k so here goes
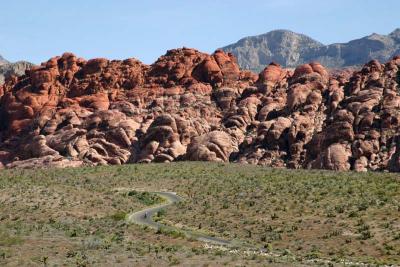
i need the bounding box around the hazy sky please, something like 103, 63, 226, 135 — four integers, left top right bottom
1, 0, 399, 64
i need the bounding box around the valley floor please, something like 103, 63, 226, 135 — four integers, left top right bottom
0, 163, 399, 266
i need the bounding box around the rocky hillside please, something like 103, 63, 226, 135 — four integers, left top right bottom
1, 48, 400, 172
0, 55, 8, 65
222, 29, 400, 71
0, 55, 34, 84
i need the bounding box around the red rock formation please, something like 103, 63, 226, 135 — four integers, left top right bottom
186, 131, 235, 162
307, 58, 400, 171
1, 48, 400, 172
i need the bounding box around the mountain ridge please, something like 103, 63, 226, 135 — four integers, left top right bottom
222, 29, 400, 71
0, 54, 34, 84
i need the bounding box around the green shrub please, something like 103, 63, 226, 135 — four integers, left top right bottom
156, 227, 185, 239
127, 190, 163, 206
0, 230, 22, 246
110, 211, 127, 221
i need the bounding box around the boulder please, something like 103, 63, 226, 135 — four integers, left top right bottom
311, 143, 351, 171
186, 131, 235, 162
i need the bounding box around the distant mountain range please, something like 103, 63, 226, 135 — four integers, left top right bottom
222, 29, 400, 72
0, 55, 33, 85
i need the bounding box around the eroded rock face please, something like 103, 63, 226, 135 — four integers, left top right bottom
310, 143, 351, 171
1, 48, 400, 172
135, 114, 186, 163
5, 155, 83, 169
306, 59, 400, 171
186, 131, 236, 162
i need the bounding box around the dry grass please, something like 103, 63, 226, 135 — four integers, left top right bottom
0, 163, 399, 266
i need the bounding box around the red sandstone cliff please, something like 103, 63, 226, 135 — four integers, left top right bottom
1, 48, 399, 172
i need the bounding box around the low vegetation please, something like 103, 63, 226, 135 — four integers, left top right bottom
0, 163, 399, 266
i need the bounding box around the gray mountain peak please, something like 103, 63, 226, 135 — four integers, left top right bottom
0, 55, 33, 84
222, 29, 400, 71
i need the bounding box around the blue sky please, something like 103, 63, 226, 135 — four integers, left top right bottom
0, 0, 399, 64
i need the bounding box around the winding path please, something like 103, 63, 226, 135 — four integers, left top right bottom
126, 190, 393, 267
127, 191, 231, 246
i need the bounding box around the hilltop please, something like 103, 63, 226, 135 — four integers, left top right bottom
222, 29, 400, 71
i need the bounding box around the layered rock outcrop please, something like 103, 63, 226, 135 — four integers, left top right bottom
1, 47, 400, 172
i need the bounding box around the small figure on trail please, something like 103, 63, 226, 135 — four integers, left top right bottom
144, 212, 148, 219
